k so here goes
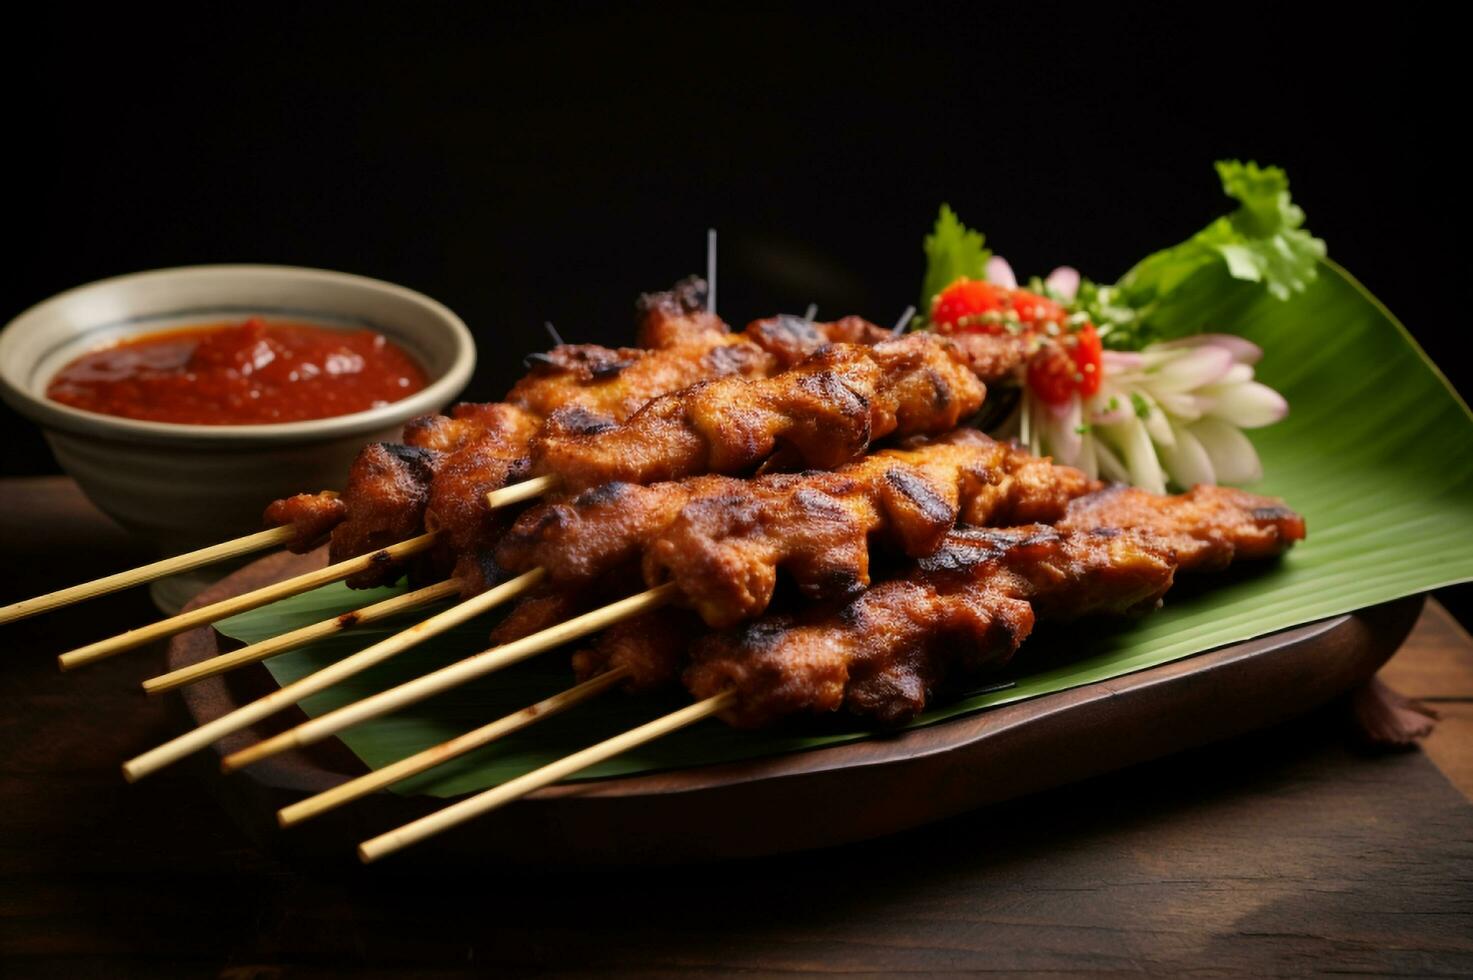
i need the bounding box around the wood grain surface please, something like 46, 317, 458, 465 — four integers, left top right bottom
3, 476, 1472, 976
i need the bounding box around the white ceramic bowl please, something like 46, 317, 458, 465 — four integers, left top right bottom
0, 265, 475, 610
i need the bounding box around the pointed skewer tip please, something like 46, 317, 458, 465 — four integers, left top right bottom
891, 305, 916, 335
706, 228, 718, 317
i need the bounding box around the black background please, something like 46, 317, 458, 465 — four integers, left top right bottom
6, 5, 1465, 615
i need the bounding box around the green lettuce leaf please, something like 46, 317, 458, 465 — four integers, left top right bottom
1122, 160, 1326, 303
918, 204, 991, 318
1092, 161, 1327, 348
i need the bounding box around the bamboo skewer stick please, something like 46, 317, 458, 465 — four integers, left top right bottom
358, 690, 735, 863
0, 525, 299, 627
485, 474, 559, 510
141, 579, 461, 695
277, 667, 630, 828
221, 583, 677, 772
57, 533, 440, 671
119, 568, 545, 782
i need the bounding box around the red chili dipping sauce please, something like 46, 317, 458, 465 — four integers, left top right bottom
46, 318, 428, 425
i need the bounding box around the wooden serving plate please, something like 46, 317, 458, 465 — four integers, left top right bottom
168, 549, 1424, 868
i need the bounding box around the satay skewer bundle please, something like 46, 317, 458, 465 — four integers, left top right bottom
0, 272, 1305, 868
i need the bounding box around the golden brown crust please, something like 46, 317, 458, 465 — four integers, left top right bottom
684, 527, 1176, 728
508, 337, 777, 423
530, 335, 987, 493
423, 440, 532, 589
262, 491, 347, 554
500, 431, 1096, 627
947, 331, 1033, 383
1058, 484, 1306, 570
290, 279, 968, 590
487, 591, 584, 647
571, 610, 702, 693
403, 403, 541, 455
684, 485, 1305, 729
498, 479, 705, 589
328, 444, 442, 587
742, 314, 890, 366
633, 276, 726, 349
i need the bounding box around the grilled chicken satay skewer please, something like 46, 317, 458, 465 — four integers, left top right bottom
130, 315, 961, 688
481, 300, 1024, 510
51, 289, 890, 667
356, 488, 1305, 861
220, 434, 1093, 769
326, 292, 897, 593
282, 482, 1302, 828
123, 338, 992, 770
496, 429, 1087, 628
488, 330, 988, 504
143, 324, 986, 682
124, 301, 1006, 769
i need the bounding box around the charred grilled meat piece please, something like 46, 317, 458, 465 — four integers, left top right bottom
285, 276, 910, 589
328, 444, 442, 588
531, 334, 987, 493
487, 591, 586, 647
263, 491, 347, 553
743, 314, 891, 366
1058, 484, 1306, 568
686, 525, 1173, 727
499, 430, 1096, 626
397, 290, 897, 585
684, 487, 1304, 728
947, 331, 1033, 383
572, 610, 704, 693
634, 276, 726, 349
498, 477, 701, 591
511, 278, 771, 422
642, 431, 1097, 626
402, 403, 542, 455
423, 442, 533, 594
508, 337, 776, 423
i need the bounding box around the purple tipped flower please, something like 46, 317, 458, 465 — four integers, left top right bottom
993, 253, 1289, 492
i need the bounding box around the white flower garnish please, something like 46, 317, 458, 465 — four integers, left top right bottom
991, 256, 1288, 493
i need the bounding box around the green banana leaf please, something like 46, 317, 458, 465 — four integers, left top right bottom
217, 258, 1473, 798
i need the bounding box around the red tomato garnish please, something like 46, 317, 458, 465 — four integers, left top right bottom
1026, 345, 1077, 405
930, 278, 1010, 333
1027, 323, 1104, 405
932, 277, 1102, 405
932, 277, 1076, 338
1071, 322, 1104, 398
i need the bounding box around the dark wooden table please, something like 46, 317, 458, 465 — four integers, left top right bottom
3, 477, 1472, 977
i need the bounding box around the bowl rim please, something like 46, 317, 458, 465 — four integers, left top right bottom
0, 263, 476, 448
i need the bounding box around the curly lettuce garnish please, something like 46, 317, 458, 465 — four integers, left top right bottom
1084, 160, 1327, 349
